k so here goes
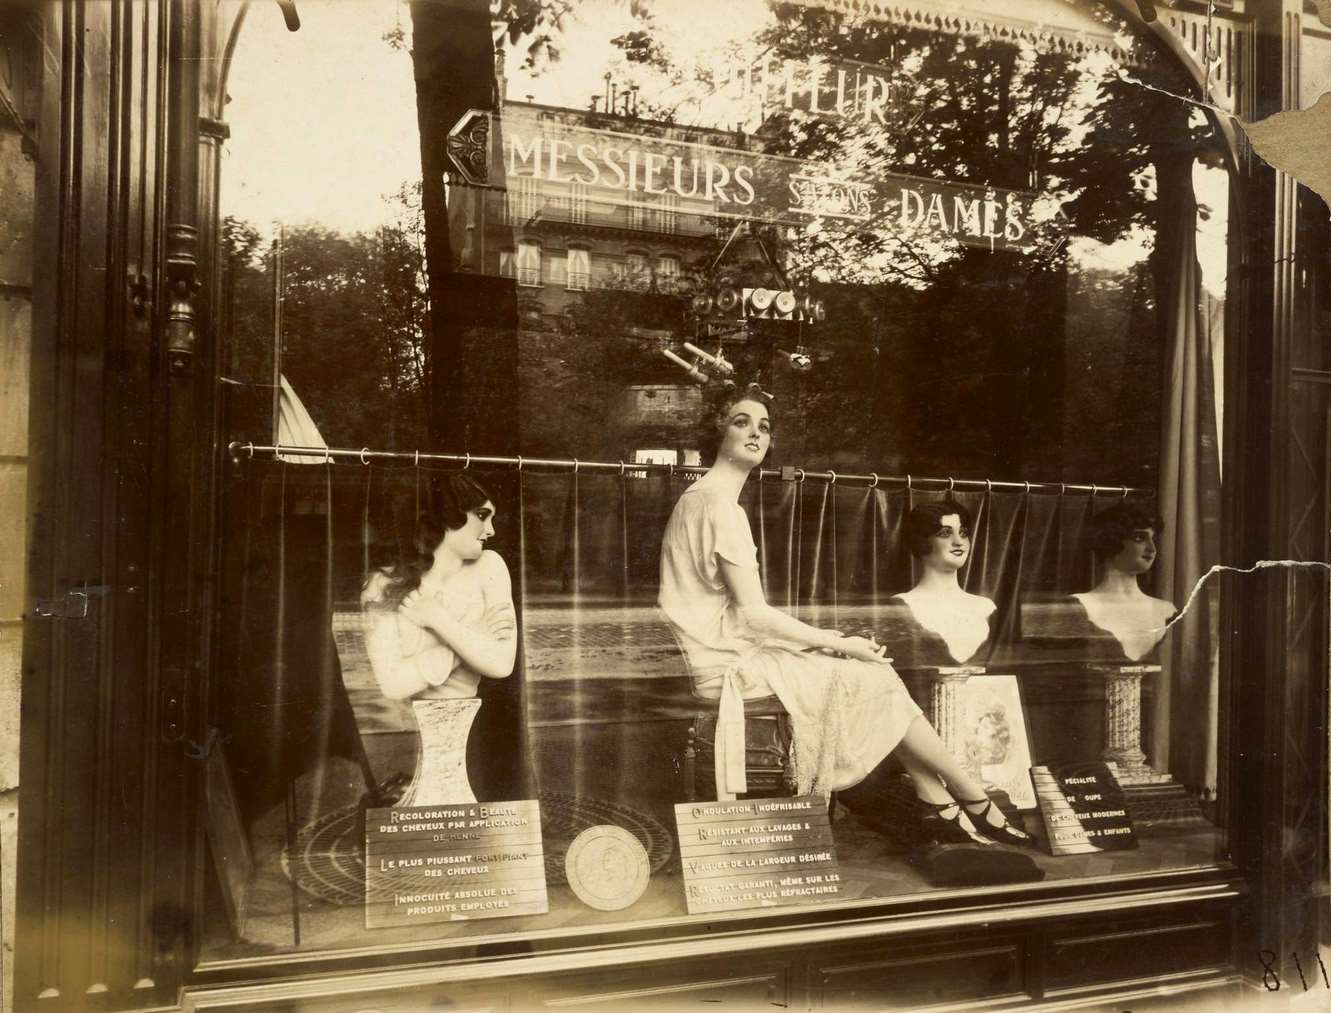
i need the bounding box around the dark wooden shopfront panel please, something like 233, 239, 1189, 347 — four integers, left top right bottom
1042, 909, 1234, 996
534, 958, 792, 1008
15, 0, 210, 1008
812, 936, 1027, 1009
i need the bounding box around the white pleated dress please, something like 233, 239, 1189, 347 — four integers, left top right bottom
659, 481, 922, 798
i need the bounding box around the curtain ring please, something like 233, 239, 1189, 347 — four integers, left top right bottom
359, 447, 370, 466
325, 447, 332, 465
906, 474, 912, 490
1120, 485, 1129, 498
795, 468, 805, 483
985, 478, 992, 492
1059, 482, 1066, 496
947, 476, 955, 493
1091, 483, 1099, 497
619, 460, 626, 476
244, 441, 255, 459
1023, 480, 1031, 494
413, 450, 420, 467
827, 469, 837, 485
573, 457, 580, 474
869, 472, 879, 489
516, 455, 524, 472
463, 453, 471, 470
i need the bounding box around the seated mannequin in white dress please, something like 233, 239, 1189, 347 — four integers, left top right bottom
361, 474, 517, 804
891, 501, 996, 666
659, 384, 1030, 848
1072, 504, 1175, 663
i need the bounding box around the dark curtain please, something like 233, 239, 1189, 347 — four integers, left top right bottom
220, 458, 1159, 828
218, 460, 535, 830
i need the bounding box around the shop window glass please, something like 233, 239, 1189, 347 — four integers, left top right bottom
517, 241, 542, 286
657, 193, 680, 234
623, 250, 649, 289
569, 179, 589, 224
509, 175, 541, 224
656, 254, 680, 293
211, 0, 1233, 963
567, 247, 591, 291
635, 448, 679, 465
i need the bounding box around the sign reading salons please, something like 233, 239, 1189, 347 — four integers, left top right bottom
445, 105, 1042, 254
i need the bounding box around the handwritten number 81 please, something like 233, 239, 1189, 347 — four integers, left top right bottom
1258, 950, 1330, 991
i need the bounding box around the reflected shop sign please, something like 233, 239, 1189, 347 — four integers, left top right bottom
445, 106, 1041, 253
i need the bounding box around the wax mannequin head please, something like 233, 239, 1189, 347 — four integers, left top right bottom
1075, 503, 1174, 661
895, 501, 995, 665
374, 474, 495, 605
1088, 504, 1165, 577
903, 500, 974, 573
696, 382, 773, 468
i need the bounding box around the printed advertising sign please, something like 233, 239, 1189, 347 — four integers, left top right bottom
365, 800, 549, 928
447, 106, 1044, 253
675, 796, 843, 915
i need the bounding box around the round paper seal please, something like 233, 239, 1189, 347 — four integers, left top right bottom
564, 824, 650, 911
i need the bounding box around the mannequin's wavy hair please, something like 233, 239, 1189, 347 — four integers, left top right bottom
692, 380, 774, 467
901, 499, 973, 558
367, 472, 494, 607
1086, 503, 1166, 561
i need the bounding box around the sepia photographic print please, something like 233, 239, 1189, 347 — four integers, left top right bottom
4, 1, 1331, 1010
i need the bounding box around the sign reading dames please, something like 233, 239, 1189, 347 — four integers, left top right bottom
446, 105, 1044, 254
365, 800, 548, 928
675, 796, 842, 915
1031, 761, 1138, 856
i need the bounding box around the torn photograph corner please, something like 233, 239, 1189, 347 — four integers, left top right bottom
1238, 90, 1331, 207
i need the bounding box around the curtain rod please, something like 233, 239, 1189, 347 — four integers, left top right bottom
227, 442, 1143, 497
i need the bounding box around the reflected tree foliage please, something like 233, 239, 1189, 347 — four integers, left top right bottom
383, 1, 1226, 484
220, 185, 432, 450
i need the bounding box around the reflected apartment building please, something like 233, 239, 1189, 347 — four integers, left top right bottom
452, 63, 816, 466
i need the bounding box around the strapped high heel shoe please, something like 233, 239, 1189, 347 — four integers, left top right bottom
917, 799, 993, 847
959, 797, 1033, 847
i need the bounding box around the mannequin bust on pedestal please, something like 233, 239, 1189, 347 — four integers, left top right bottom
1072, 504, 1175, 662
891, 500, 996, 666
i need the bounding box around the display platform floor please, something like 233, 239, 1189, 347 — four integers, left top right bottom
200, 709, 1228, 962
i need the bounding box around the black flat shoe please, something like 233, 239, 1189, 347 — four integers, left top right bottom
918, 800, 992, 847
959, 797, 1034, 847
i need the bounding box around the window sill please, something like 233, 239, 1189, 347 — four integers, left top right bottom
188, 861, 1243, 993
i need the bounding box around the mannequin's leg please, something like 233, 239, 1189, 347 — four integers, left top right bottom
894, 715, 986, 801
894, 716, 1027, 838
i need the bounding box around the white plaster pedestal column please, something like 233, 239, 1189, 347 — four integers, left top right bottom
395, 698, 482, 807
926, 665, 985, 782
1091, 663, 1171, 787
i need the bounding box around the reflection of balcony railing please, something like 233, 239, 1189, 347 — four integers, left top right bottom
518, 267, 542, 287
655, 274, 678, 294
567, 271, 590, 291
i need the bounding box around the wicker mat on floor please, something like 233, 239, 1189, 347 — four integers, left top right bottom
281, 791, 675, 907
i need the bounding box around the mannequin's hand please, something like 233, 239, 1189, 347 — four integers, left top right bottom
399, 590, 453, 637
837, 635, 892, 665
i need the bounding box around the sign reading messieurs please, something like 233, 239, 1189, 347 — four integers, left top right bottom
674, 796, 842, 915
364, 800, 548, 928
462, 105, 1042, 253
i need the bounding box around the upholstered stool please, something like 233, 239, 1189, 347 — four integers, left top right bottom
683, 695, 793, 802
